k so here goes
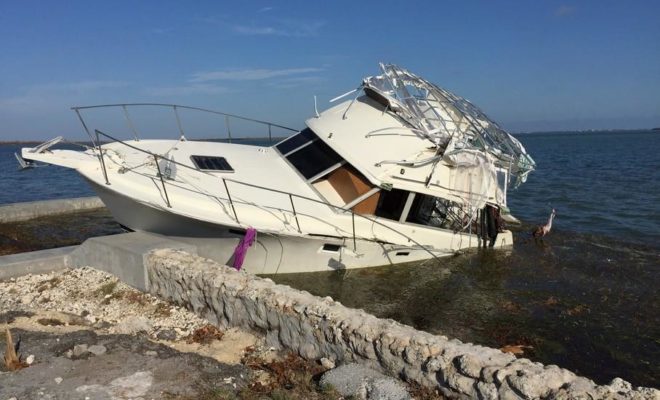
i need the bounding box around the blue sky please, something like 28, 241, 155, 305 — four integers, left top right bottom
1, 1, 659, 140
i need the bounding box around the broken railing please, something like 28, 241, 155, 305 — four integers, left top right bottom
92, 129, 443, 262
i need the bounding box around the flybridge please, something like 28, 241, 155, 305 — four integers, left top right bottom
361, 63, 536, 186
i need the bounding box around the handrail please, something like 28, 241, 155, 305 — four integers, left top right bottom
72, 103, 298, 133
94, 130, 110, 185
92, 129, 443, 262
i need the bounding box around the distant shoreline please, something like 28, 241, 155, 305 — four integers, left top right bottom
0, 137, 289, 145
512, 128, 658, 135
0, 130, 657, 143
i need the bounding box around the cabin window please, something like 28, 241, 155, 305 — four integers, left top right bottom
275, 128, 317, 155
406, 194, 440, 225
190, 156, 234, 172
374, 189, 409, 220
285, 136, 343, 180
406, 194, 467, 231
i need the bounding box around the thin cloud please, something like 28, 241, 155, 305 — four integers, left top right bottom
232, 20, 324, 37
233, 25, 285, 36
0, 81, 128, 111
257, 7, 274, 13
34, 81, 127, 94
144, 84, 228, 97
201, 14, 324, 38
189, 67, 323, 82
555, 5, 575, 17
268, 76, 325, 89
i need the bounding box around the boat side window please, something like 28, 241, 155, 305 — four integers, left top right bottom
190, 156, 234, 172
275, 128, 318, 155
285, 137, 343, 180
374, 189, 409, 220
406, 194, 439, 225
406, 193, 464, 230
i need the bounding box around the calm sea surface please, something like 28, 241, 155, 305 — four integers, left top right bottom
1, 131, 659, 387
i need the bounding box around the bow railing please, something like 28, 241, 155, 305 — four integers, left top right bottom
72, 103, 299, 147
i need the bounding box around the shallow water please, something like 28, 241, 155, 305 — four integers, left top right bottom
1, 131, 659, 387
0, 209, 122, 256
270, 226, 659, 387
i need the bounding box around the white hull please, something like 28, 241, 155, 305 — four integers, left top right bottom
88, 178, 510, 274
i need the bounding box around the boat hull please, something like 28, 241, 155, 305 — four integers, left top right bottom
86, 179, 471, 273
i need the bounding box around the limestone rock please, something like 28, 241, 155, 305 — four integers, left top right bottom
608, 377, 632, 393
367, 377, 412, 400
320, 357, 335, 370
446, 373, 477, 398
88, 344, 107, 356
320, 363, 409, 399
477, 381, 499, 400
455, 354, 482, 378
73, 344, 89, 357
20, 294, 34, 304
156, 328, 177, 341
115, 316, 152, 335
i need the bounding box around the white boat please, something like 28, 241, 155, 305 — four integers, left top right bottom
20, 64, 535, 274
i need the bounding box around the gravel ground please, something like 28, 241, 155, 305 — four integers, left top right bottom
0, 268, 434, 399
0, 267, 267, 399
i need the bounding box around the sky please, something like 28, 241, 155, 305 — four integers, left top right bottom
1, 0, 659, 140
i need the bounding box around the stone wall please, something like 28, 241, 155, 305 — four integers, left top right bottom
146, 249, 658, 400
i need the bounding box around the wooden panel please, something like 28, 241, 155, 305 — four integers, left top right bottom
327, 166, 373, 204
352, 192, 380, 215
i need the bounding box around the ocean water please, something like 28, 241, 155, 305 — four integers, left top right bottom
509, 130, 660, 245
0, 143, 96, 204
1, 131, 659, 387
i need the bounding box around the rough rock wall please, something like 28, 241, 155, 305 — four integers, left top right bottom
146, 249, 658, 400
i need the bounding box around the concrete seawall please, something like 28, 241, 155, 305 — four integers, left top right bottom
0, 246, 76, 280
0, 196, 104, 223
146, 249, 658, 399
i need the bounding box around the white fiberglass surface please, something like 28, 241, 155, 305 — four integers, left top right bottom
97, 140, 335, 222
306, 97, 435, 184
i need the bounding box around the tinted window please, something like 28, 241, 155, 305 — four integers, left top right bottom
191, 156, 233, 171
375, 189, 408, 220
276, 128, 317, 155
286, 139, 342, 179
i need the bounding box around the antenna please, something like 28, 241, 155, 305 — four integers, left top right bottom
330, 87, 359, 103
314, 96, 320, 118
342, 89, 362, 120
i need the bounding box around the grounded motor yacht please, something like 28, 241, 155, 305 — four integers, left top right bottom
19, 64, 535, 274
